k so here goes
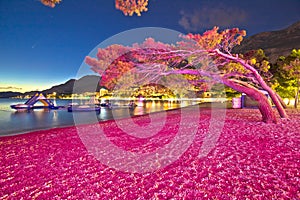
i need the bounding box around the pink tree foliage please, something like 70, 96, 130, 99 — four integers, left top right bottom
85, 28, 288, 123
41, 0, 150, 16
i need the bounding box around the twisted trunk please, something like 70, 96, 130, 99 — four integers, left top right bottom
163, 69, 278, 123
295, 86, 299, 108
275, 92, 287, 109
223, 78, 277, 123
214, 49, 288, 119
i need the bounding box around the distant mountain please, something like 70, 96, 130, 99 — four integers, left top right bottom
233, 20, 300, 63
71, 75, 101, 94
0, 75, 101, 98
42, 79, 76, 95
0, 91, 22, 98
42, 75, 101, 95
41, 75, 101, 95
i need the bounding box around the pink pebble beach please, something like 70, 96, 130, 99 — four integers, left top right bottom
0, 107, 299, 199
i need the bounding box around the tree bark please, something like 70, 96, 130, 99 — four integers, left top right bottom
222, 79, 277, 123
213, 49, 288, 119
264, 86, 288, 118
164, 69, 278, 123
295, 86, 299, 108
275, 92, 287, 109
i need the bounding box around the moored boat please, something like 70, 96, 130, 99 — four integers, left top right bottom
101, 101, 137, 109
67, 104, 101, 113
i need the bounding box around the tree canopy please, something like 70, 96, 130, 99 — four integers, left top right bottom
85, 27, 290, 123
40, 0, 150, 16
271, 49, 300, 107
40, 0, 61, 8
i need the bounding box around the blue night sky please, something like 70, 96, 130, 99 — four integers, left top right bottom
0, 0, 299, 92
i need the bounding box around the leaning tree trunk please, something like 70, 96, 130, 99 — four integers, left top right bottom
214, 49, 288, 119
295, 86, 299, 108
275, 92, 287, 109
258, 78, 288, 118
223, 79, 277, 123
163, 69, 277, 123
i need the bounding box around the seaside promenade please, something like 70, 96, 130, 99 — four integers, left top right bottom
0, 106, 299, 199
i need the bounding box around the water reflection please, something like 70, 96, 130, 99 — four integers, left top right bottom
6, 109, 74, 135
1, 99, 201, 136
103, 99, 189, 117
98, 99, 199, 122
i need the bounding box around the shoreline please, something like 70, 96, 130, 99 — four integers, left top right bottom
0, 99, 211, 137
0, 101, 217, 137
0, 106, 299, 198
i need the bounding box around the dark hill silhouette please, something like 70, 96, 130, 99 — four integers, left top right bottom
0, 75, 101, 98
233, 20, 300, 63
43, 75, 101, 95
42, 79, 76, 95
0, 92, 22, 98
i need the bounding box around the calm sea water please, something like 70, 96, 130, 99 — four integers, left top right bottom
0, 98, 200, 136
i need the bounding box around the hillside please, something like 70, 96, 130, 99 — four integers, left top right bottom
43, 75, 101, 95
233, 20, 300, 63
0, 75, 101, 98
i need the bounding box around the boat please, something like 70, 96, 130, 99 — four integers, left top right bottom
100, 102, 110, 107
107, 103, 137, 109
100, 100, 137, 109
67, 104, 101, 113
